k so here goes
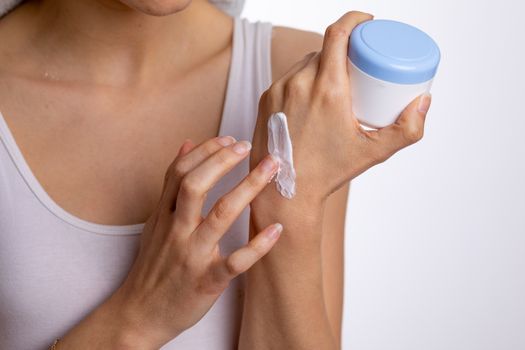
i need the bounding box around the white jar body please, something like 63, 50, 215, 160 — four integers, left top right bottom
349, 60, 434, 129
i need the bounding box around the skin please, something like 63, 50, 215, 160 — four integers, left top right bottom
241, 11, 431, 349
270, 28, 348, 344
0, 1, 430, 349
58, 137, 285, 349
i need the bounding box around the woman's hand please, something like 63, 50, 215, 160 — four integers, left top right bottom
118, 136, 281, 347
60, 136, 282, 350
250, 11, 432, 206
239, 12, 432, 350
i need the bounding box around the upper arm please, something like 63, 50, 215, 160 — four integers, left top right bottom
271, 26, 349, 346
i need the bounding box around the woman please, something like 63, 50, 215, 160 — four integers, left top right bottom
0, 0, 431, 349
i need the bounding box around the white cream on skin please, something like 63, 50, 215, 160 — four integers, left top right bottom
267, 112, 296, 199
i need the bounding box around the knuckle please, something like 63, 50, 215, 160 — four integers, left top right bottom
324, 24, 349, 39
245, 172, 262, 189
284, 75, 309, 99
202, 140, 219, 157
211, 197, 232, 222
180, 176, 203, 197
225, 257, 241, 276
316, 83, 345, 105
172, 161, 188, 179
402, 124, 424, 144
215, 149, 231, 165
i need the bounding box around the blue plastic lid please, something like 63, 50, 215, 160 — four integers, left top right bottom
349, 19, 441, 84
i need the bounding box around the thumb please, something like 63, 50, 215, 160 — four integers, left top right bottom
369, 93, 432, 162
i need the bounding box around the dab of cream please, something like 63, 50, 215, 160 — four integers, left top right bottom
267, 112, 296, 199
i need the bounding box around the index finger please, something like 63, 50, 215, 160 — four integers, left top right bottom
319, 11, 373, 79
160, 136, 236, 212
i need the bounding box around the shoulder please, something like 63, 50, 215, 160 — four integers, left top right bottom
270, 26, 323, 82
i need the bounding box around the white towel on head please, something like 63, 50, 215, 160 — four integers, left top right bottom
0, 0, 21, 17
209, 0, 245, 16
0, 0, 245, 18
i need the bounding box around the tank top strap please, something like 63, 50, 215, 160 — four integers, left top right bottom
218, 17, 273, 143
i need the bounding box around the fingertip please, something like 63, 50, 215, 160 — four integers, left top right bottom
265, 223, 283, 241
398, 93, 431, 123
216, 135, 236, 147
363, 11, 374, 20
350, 10, 374, 21
259, 154, 280, 177
417, 93, 432, 115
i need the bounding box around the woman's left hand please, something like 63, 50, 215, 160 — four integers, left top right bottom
250, 11, 432, 206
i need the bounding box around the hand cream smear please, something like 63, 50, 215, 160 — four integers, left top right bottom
267, 112, 296, 199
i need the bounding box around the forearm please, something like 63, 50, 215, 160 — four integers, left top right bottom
239, 188, 338, 350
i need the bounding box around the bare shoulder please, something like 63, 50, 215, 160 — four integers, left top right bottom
271, 26, 323, 82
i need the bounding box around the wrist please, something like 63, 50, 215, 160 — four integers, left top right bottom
94, 292, 156, 350
102, 286, 178, 350
58, 291, 158, 350
250, 182, 326, 241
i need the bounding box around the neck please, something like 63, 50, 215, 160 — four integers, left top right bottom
8, 0, 233, 86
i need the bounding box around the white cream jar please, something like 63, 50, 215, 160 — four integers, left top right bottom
348, 19, 441, 128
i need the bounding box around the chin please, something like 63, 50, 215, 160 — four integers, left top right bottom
119, 0, 193, 16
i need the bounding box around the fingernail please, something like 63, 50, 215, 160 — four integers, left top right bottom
260, 155, 278, 173
418, 93, 432, 114
217, 136, 236, 147
267, 170, 278, 184
232, 140, 252, 154
266, 223, 283, 240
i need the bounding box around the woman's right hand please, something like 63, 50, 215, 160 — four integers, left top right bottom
250, 11, 431, 208
108, 136, 282, 349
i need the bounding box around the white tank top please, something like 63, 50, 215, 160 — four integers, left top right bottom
0, 17, 273, 350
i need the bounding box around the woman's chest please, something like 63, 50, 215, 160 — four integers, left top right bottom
0, 202, 244, 349
0, 71, 229, 226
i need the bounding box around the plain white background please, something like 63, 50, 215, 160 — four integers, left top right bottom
242, 1, 525, 349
